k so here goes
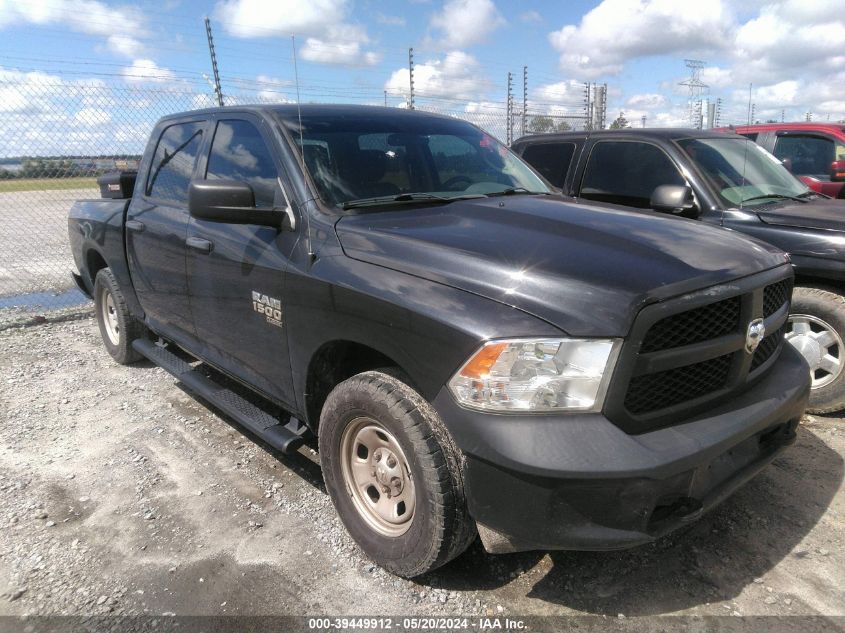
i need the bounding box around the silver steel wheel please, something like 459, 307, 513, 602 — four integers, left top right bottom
786, 313, 844, 389
339, 417, 416, 537
99, 286, 120, 346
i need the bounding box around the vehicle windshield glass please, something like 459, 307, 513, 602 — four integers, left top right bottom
279, 111, 549, 208
677, 137, 810, 207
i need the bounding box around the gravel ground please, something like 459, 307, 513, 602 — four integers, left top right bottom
0, 317, 843, 619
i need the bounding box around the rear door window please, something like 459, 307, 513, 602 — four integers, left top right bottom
773, 135, 835, 179
520, 142, 576, 188
146, 121, 204, 205
206, 119, 278, 208
580, 140, 684, 208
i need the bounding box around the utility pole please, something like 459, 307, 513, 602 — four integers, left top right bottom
384, 90, 387, 107
750, 103, 756, 125
522, 66, 528, 138
408, 48, 415, 110
715, 97, 722, 127
747, 83, 753, 125
641, 115, 647, 128
506, 72, 513, 144
204, 17, 224, 107
584, 82, 592, 130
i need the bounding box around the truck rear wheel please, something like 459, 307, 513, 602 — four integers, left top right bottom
787, 286, 845, 414
94, 268, 145, 365
318, 370, 476, 578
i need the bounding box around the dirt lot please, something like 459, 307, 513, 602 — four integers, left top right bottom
0, 316, 843, 621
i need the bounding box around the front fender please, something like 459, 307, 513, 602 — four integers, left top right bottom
284, 255, 564, 419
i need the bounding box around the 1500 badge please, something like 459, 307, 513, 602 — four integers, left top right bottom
252, 291, 283, 327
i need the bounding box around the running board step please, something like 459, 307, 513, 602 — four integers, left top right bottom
132, 339, 307, 454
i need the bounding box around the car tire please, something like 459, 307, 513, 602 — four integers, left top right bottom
318, 370, 476, 578
787, 286, 845, 414
93, 268, 145, 365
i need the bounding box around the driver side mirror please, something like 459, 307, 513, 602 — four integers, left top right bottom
650, 184, 698, 218
189, 180, 292, 230
831, 159, 845, 183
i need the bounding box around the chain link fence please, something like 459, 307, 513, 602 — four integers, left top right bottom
0, 76, 588, 325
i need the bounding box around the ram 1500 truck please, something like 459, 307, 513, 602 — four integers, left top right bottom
69, 106, 809, 578
514, 128, 845, 414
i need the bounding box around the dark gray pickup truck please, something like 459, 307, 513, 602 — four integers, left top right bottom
69, 105, 809, 577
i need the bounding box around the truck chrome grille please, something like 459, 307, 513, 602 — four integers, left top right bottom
606, 270, 793, 433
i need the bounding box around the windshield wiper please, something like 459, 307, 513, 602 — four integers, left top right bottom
341, 192, 485, 210
740, 193, 808, 204
484, 187, 550, 197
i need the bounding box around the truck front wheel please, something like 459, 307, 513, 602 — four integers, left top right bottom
787, 286, 845, 414
93, 268, 145, 365
319, 370, 476, 578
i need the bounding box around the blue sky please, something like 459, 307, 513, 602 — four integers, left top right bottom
0, 0, 843, 155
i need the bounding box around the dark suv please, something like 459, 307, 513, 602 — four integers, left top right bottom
513, 129, 845, 413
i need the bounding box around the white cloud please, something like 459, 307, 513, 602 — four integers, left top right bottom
384, 51, 490, 101
548, 0, 733, 78
428, 0, 505, 49
626, 93, 667, 110
377, 13, 406, 26
121, 60, 178, 84
299, 25, 381, 66
226, 75, 293, 103
520, 10, 542, 23
733, 0, 845, 81
215, 0, 346, 36
540, 0, 845, 125
534, 80, 585, 105
0, 0, 148, 58
214, 0, 378, 67
74, 108, 112, 126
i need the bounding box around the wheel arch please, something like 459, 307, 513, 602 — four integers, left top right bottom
85, 247, 109, 288
304, 339, 407, 431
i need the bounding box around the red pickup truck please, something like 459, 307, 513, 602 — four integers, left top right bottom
727, 123, 845, 198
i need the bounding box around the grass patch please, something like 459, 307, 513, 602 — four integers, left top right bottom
0, 177, 98, 193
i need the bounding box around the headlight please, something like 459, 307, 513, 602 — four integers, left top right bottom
448, 338, 621, 413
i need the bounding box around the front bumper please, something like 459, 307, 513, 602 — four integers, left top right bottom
432, 343, 810, 553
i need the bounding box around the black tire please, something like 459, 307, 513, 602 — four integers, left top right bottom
789, 286, 845, 414
93, 268, 145, 365
318, 370, 476, 578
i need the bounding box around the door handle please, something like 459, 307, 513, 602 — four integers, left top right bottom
186, 236, 214, 254
126, 220, 145, 233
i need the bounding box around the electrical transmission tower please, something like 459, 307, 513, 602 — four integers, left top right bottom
679, 59, 708, 129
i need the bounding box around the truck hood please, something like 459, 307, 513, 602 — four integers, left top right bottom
756, 198, 845, 232
336, 196, 788, 336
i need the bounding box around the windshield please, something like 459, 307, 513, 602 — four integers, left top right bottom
281, 111, 549, 208
677, 137, 811, 207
